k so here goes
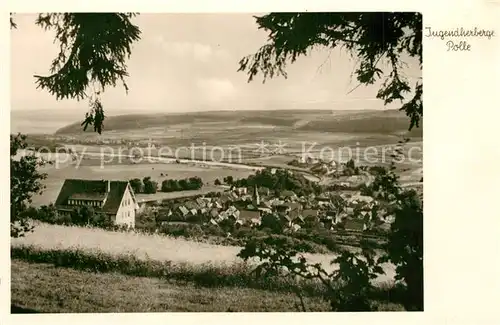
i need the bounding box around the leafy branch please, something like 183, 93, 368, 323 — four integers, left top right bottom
32, 13, 141, 133
238, 13, 422, 130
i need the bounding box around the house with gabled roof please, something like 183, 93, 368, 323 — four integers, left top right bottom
54, 179, 138, 228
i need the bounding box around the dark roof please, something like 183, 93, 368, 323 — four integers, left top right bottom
302, 209, 319, 218
55, 179, 129, 215
345, 219, 365, 231
280, 190, 297, 198
284, 202, 302, 211
276, 204, 290, 211
239, 209, 261, 220
69, 193, 107, 200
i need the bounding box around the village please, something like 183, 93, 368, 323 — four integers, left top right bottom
44, 163, 398, 253
145, 179, 390, 234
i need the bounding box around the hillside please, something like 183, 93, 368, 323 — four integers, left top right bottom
55, 109, 422, 137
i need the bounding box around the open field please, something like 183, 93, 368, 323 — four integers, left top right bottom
11, 259, 403, 312
15, 109, 422, 204
53, 109, 422, 138
30, 162, 255, 207
11, 260, 328, 313
26, 139, 421, 207
15, 109, 422, 158
11, 223, 397, 283
11, 260, 329, 312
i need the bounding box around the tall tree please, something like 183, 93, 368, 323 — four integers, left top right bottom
10, 134, 48, 237
238, 12, 422, 130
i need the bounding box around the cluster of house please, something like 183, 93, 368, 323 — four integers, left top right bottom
52, 135, 157, 147
54, 178, 395, 233
144, 184, 394, 233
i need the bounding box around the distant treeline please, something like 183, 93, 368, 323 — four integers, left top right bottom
232, 168, 322, 197
129, 176, 203, 194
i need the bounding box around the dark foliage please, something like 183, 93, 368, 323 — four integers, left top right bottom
12, 13, 141, 134
161, 177, 203, 192
10, 134, 49, 237
233, 168, 321, 197
142, 176, 158, 194
129, 178, 143, 194
238, 12, 422, 130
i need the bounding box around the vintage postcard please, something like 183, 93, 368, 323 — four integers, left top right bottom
3, 1, 499, 324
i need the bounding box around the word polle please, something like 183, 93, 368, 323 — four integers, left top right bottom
446, 40, 471, 51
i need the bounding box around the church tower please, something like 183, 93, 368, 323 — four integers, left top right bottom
252, 184, 260, 207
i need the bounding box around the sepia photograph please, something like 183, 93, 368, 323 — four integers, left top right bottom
10, 12, 423, 313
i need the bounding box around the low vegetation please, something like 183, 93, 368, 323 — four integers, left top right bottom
11, 259, 334, 312
129, 176, 203, 194
11, 245, 405, 312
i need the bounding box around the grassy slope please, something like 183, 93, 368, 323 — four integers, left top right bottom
54, 109, 422, 138
10, 223, 396, 283
11, 259, 331, 312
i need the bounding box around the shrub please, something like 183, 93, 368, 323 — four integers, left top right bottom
90, 213, 114, 228
143, 177, 158, 194
10, 245, 328, 296
54, 213, 72, 225
129, 178, 143, 193
159, 223, 204, 239
205, 224, 225, 237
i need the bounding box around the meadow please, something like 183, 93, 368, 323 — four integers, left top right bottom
11, 226, 403, 312
11, 223, 397, 283
20, 109, 422, 165
11, 259, 335, 312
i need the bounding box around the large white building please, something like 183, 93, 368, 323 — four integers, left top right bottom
54, 179, 139, 228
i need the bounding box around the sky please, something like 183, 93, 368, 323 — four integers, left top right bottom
10, 13, 421, 115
